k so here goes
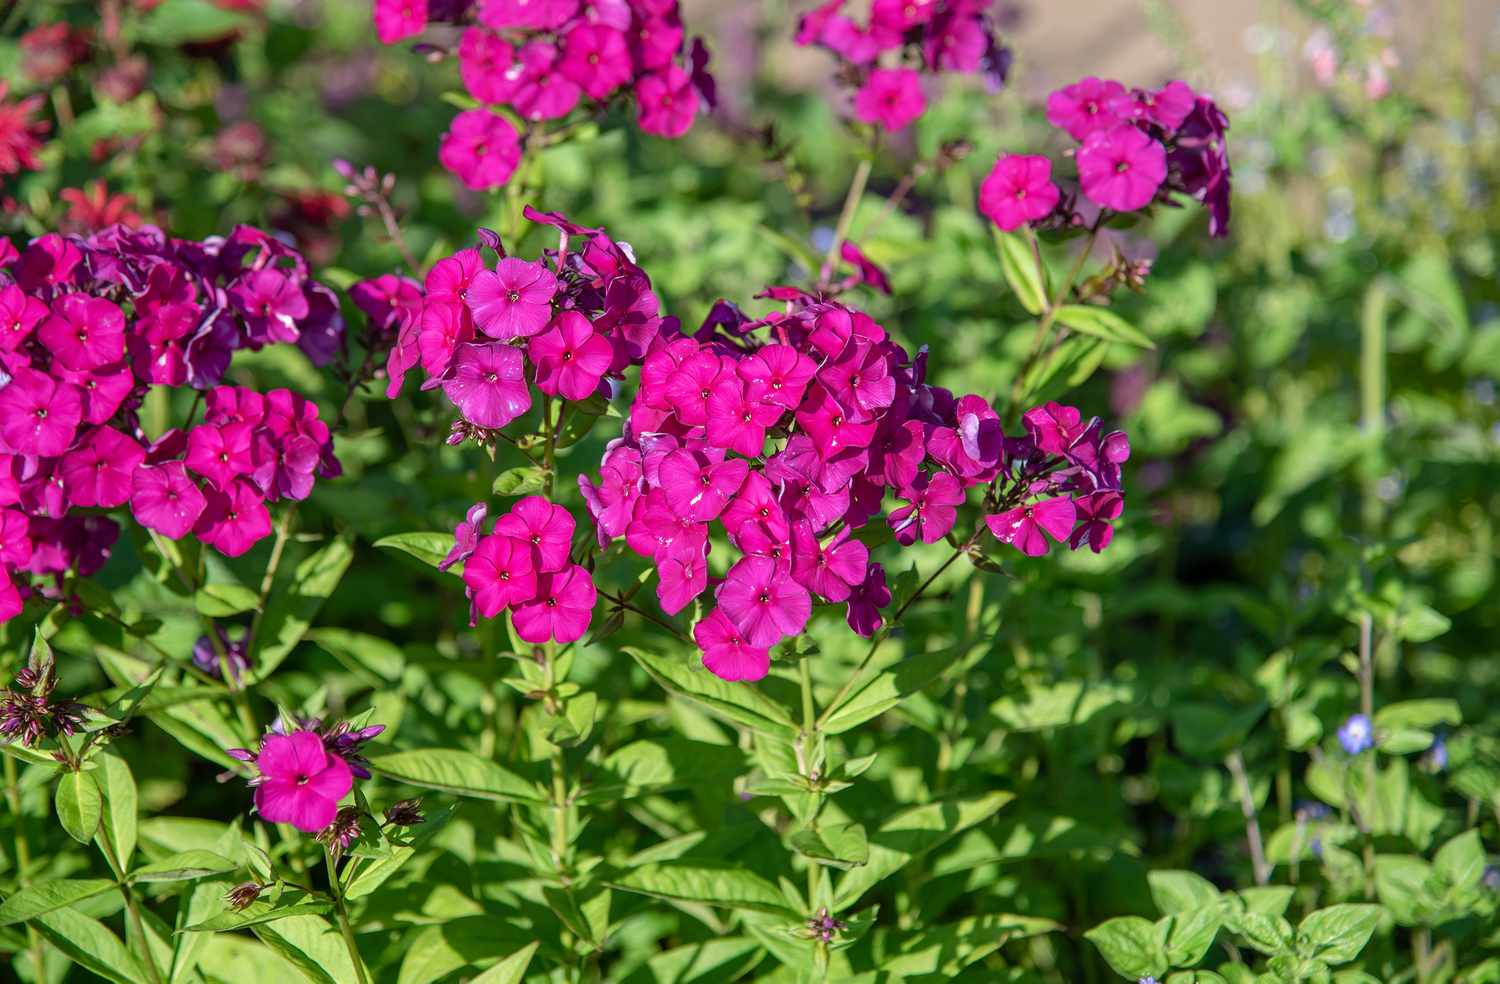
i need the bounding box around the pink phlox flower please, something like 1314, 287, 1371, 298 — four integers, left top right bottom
888, 470, 963, 545
195, 478, 273, 557
737, 343, 816, 410
439, 501, 489, 572
1077, 124, 1167, 212
479, 0, 578, 30
716, 554, 811, 647
510, 42, 582, 122
512, 563, 596, 644
463, 532, 538, 618
662, 349, 725, 427
250, 730, 353, 833
229, 269, 308, 346
0, 285, 46, 351
441, 342, 532, 429
469, 257, 558, 340
493, 495, 575, 573
657, 549, 707, 615
839, 240, 891, 295
853, 68, 925, 132
845, 562, 890, 637
658, 448, 748, 522
705, 375, 783, 456
60, 426, 144, 509
795, 384, 877, 457
694, 607, 769, 682
979, 154, 1060, 231
625, 487, 707, 561
719, 471, 789, 546
374, 0, 427, 44
819, 340, 896, 422
130, 461, 206, 540
185, 422, 256, 490
1069, 489, 1123, 553
529, 311, 613, 401
1046, 76, 1126, 140
636, 65, 698, 139
0, 369, 82, 458
790, 523, 869, 602
459, 29, 517, 105
631, 15, 684, 72
439, 109, 522, 190
985, 496, 1077, 557
39, 294, 126, 370
560, 22, 633, 100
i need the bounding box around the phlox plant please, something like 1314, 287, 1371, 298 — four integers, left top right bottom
2, 2, 1497, 984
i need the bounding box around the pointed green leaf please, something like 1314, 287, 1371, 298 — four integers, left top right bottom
0, 879, 118, 927
582, 738, 748, 802
56, 770, 103, 844
790, 822, 869, 870
1434, 829, 1486, 893
609, 863, 799, 916
194, 583, 260, 618
1054, 303, 1156, 349
93, 752, 138, 872
1085, 916, 1167, 980
625, 646, 797, 737
994, 228, 1047, 315
131, 850, 237, 883
1297, 903, 1382, 964
468, 942, 540, 984
33, 906, 143, 984
1148, 869, 1221, 915
492, 466, 545, 497
251, 914, 357, 984
820, 646, 967, 734
365, 747, 547, 803
250, 533, 354, 680
373, 532, 457, 572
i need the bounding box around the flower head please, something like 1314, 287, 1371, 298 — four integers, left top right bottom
979, 154, 1060, 231
1338, 713, 1374, 756
853, 68, 925, 132
469, 258, 558, 341
694, 607, 770, 682
243, 730, 353, 833
1077, 124, 1167, 213
717, 555, 812, 648
511, 563, 597, 644
439, 110, 522, 191
441, 342, 532, 430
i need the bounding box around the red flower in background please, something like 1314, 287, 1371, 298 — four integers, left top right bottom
0, 82, 49, 178
59, 182, 144, 233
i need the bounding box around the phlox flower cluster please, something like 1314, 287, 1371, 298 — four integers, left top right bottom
229, 717, 385, 833
0, 227, 343, 624
383, 208, 674, 438
445, 496, 598, 644
580, 290, 1130, 683
796, 0, 1012, 133
979, 77, 1233, 237
371, 0, 714, 190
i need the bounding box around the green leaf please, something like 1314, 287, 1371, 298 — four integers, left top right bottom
625, 646, 798, 737
250, 533, 354, 680
834, 792, 1013, 909
492, 466, 546, 497
1167, 974, 1229, 984
138, 0, 250, 45
609, 863, 799, 916
583, 738, 747, 802
194, 583, 260, 618
1434, 829, 1486, 894
790, 821, 869, 870
1373, 699, 1461, 732
0, 879, 118, 927
180, 890, 332, 932
251, 914, 358, 984
344, 803, 457, 901
989, 679, 1135, 732
468, 942, 540, 984
373, 532, 457, 572
993, 228, 1047, 315
93, 752, 138, 872
1163, 908, 1221, 967
309, 628, 405, 683
1149, 869, 1221, 915
874, 913, 1061, 976
1172, 701, 1267, 760
1085, 916, 1167, 980
365, 747, 548, 803
130, 850, 237, 883
819, 646, 968, 734
33, 906, 143, 984
622, 938, 763, 984
1297, 904, 1382, 964
1055, 304, 1157, 349
56, 770, 103, 844
1234, 912, 1295, 955
396, 919, 550, 984
544, 690, 597, 747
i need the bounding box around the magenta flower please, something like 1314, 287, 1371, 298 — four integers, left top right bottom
459, 29, 517, 105
59, 427, 144, 509
657, 551, 707, 615
38, 295, 126, 370
511, 42, 583, 122
373, 0, 427, 45
1069, 490, 1123, 553
195, 479, 273, 558
560, 23, 633, 99
529, 311, 613, 401
469, 258, 558, 341
853, 68, 925, 132
512, 563, 596, 644
737, 344, 816, 410
0, 567, 20, 623
845, 562, 890, 637
840, 240, 892, 295
229, 269, 309, 346
417, 299, 474, 378
0, 369, 82, 458
694, 607, 770, 682
631, 15, 685, 71
1045, 76, 1126, 140
706, 377, 783, 457
820, 341, 896, 421
493, 495, 574, 573
717, 555, 812, 647
979, 154, 1060, 231
625, 488, 708, 562
441, 343, 532, 430
479, 0, 576, 30
251, 431, 320, 502
986, 497, 1077, 557
1077, 125, 1166, 212
1110, 79, 1196, 130
720, 470, 789, 545
870, 417, 925, 488
888, 471, 964, 546
439, 501, 488, 573
636, 66, 698, 138
794, 385, 877, 457
130, 461, 207, 540
439, 110, 522, 191
663, 349, 725, 426
659, 448, 749, 522
185, 423, 256, 491
791, 524, 869, 602
251, 730, 353, 833
463, 533, 538, 618
0, 285, 46, 352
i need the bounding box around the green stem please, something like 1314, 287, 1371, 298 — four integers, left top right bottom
1226, 749, 1270, 886
99, 823, 165, 984
542, 394, 558, 499
1007, 224, 1100, 415
325, 848, 371, 984
1360, 280, 1389, 535
819, 157, 874, 288
4, 756, 46, 978
597, 589, 690, 642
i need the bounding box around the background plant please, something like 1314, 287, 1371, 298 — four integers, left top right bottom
1, 1, 1498, 983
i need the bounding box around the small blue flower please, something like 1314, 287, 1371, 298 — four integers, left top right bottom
1426, 734, 1448, 771
1337, 713, 1374, 755
1139, 978, 1159, 984
1483, 866, 1500, 892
